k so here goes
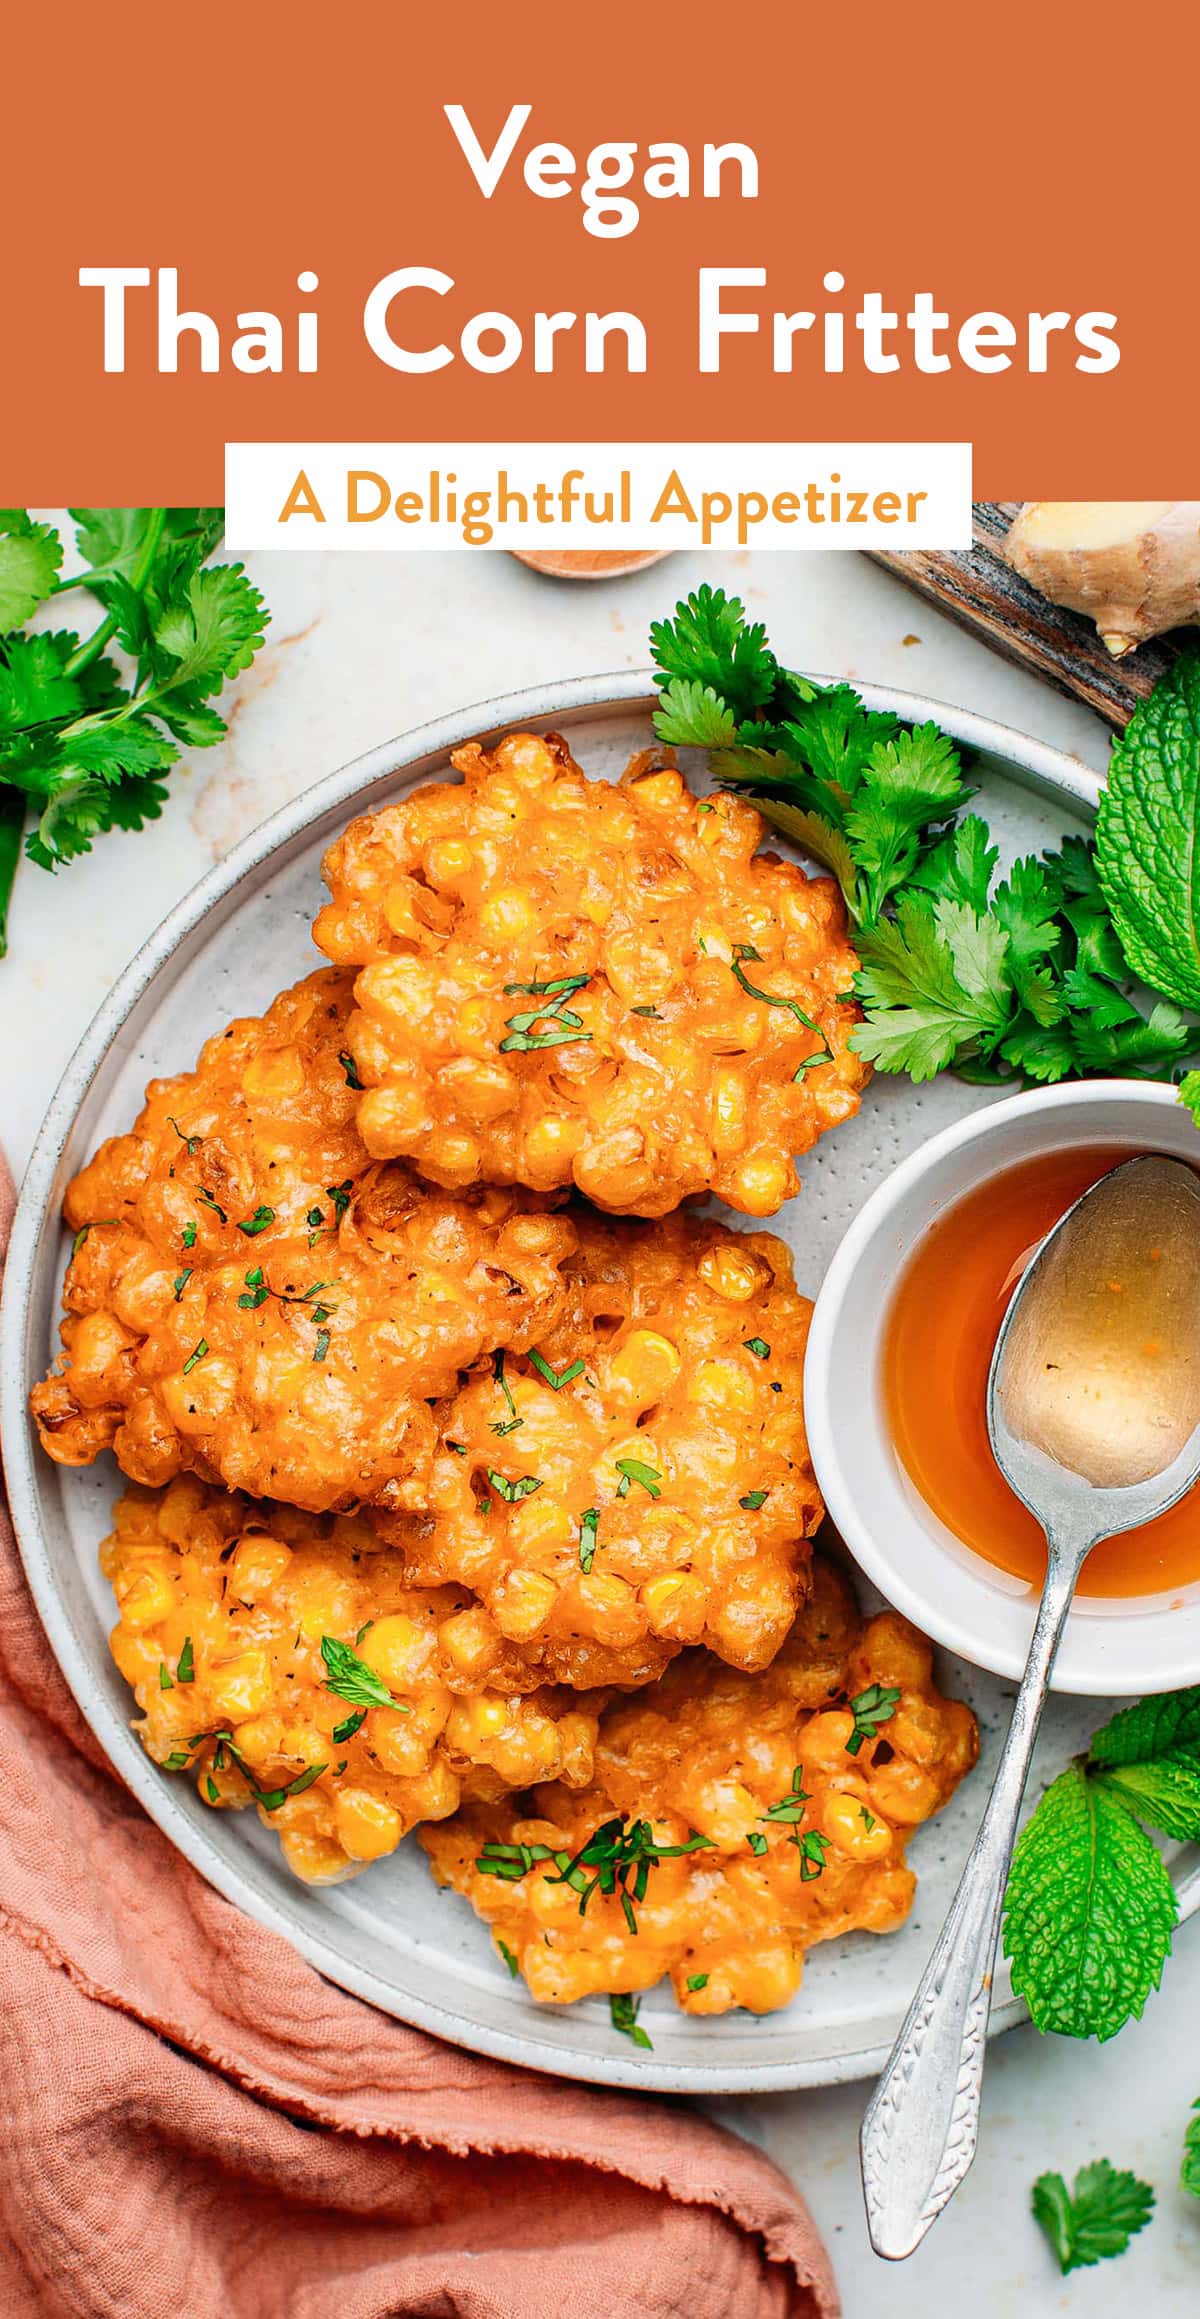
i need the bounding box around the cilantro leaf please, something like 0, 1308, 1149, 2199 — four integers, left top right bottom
1032, 2161, 1154, 2274
1097, 648, 1200, 1011
0, 633, 83, 735
650, 585, 777, 724
653, 677, 739, 750
1003, 1762, 1177, 2039
0, 511, 63, 628
851, 897, 1008, 1081
152, 562, 268, 697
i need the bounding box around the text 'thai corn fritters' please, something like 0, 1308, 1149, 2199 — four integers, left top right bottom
105, 1479, 606, 1886
314, 732, 868, 1219
376, 1206, 824, 1687
421, 1559, 978, 2017
31, 969, 576, 1513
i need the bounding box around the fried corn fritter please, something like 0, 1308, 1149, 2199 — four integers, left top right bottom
32, 970, 577, 1513
105, 1480, 606, 1886
314, 731, 868, 1219
421, 1560, 979, 2017
376, 1207, 824, 1686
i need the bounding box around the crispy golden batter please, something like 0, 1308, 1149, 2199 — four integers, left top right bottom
31, 970, 577, 1514
421, 1561, 979, 2016
377, 1206, 823, 1685
315, 731, 868, 1219
105, 1479, 606, 1886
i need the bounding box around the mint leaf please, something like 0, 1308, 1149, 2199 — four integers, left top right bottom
1003, 1763, 1177, 2040
1095, 1756, 1200, 1842
1032, 2161, 1154, 2274
1097, 648, 1200, 1010
1183, 2100, 1200, 2200
0, 511, 63, 628
320, 1634, 405, 1714
1089, 1684, 1200, 1766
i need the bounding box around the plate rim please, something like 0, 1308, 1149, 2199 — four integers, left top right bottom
3, 664, 1176, 2096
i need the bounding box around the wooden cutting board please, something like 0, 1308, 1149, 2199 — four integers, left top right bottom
870, 503, 1183, 730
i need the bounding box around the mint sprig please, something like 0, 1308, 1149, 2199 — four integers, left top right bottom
1003, 1686, 1200, 2040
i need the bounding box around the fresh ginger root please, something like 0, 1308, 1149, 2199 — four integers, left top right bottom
1005, 502, 1200, 658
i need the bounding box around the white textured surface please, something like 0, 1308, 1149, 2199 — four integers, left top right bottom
4, 539, 1198, 2311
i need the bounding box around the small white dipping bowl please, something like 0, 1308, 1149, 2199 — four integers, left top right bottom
805, 1080, 1200, 1696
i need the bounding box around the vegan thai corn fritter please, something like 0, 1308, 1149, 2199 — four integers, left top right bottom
315, 731, 868, 1219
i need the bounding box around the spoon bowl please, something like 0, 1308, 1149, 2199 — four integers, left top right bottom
861, 1154, 1200, 2260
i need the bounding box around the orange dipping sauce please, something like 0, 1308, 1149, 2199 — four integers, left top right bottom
883, 1146, 1200, 1598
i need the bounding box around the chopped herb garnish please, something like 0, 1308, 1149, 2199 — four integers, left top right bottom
492, 1417, 524, 1438
548, 1815, 713, 1936
860, 1807, 878, 1833
71, 1217, 120, 1258
739, 1489, 768, 1511
747, 1831, 768, 1856
338, 1050, 364, 1089
182, 1338, 209, 1376
182, 1220, 197, 1250
313, 1329, 331, 1363
331, 1709, 367, 1745
204, 1773, 219, 1803
498, 1938, 520, 1978
197, 1187, 227, 1223
579, 1507, 600, 1573
355, 1621, 373, 1645
686, 1973, 709, 1992
237, 1205, 275, 1236
761, 1769, 811, 1828
743, 1336, 770, 1360
631, 1004, 660, 1017
445, 1440, 468, 1458
477, 1839, 578, 1884
528, 1349, 587, 1392
158, 1663, 174, 1691
177, 1636, 195, 1684
796, 1830, 831, 1881
614, 1457, 662, 1500
493, 1348, 518, 1420
610, 1993, 653, 2050
500, 973, 593, 1054
731, 943, 830, 1076
167, 1117, 201, 1153
485, 1468, 544, 1503
327, 1179, 353, 1219
164, 1749, 193, 1770
172, 1269, 192, 1301
238, 1265, 268, 1310
320, 1634, 409, 1714
306, 1205, 324, 1245
256, 1760, 327, 1811
846, 1683, 902, 1755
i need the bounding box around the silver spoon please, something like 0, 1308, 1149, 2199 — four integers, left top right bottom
860, 1153, 1200, 2260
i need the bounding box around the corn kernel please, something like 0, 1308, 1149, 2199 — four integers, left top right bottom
333, 1787, 405, 1862
687, 1358, 754, 1414
445, 1694, 510, 1750
359, 1613, 431, 1689
161, 1358, 239, 1431
357, 1079, 428, 1152
796, 1710, 856, 1766
279, 1828, 358, 1885
608, 1329, 682, 1409
440, 1058, 519, 1121
490, 1568, 558, 1640
227, 1534, 292, 1601
208, 1649, 272, 1721
640, 1571, 707, 1642
116, 1570, 174, 1629
822, 1790, 893, 1861
731, 1153, 793, 1216
241, 1046, 305, 1103
711, 1067, 749, 1153
697, 1243, 766, 1303
436, 1605, 501, 1679
479, 888, 538, 941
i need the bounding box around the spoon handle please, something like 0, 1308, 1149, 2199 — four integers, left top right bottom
860, 1547, 1081, 2260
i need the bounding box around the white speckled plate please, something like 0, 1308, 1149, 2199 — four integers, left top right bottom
3, 670, 1196, 2092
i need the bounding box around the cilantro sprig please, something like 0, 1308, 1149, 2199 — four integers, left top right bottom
0, 509, 267, 952
650, 588, 1200, 1092
1003, 1685, 1200, 2040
